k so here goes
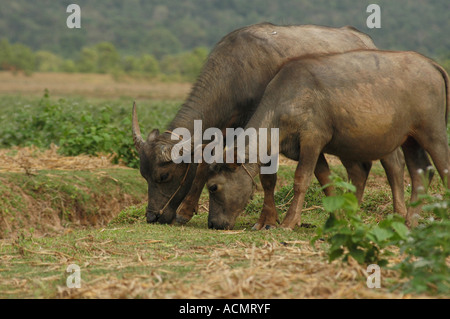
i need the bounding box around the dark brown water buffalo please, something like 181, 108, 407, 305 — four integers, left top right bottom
132, 23, 411, 225
206, 50, 449, 230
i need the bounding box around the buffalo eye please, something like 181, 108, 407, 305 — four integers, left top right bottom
160, 172, 169, 182
208, 184, 218, 193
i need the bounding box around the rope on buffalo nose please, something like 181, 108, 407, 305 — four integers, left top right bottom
158, 162, 191, 216
158, 130, 191, 216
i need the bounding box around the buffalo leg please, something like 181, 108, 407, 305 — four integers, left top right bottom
175, 161, 209, 224
253, 153, 335, 231
314, 153, 335, 197
317, 156, 374, 204
426, 144, 450, 188
402, 138, 433, 227
340, 159, 372, 204
252, 173, 278, 230
381, 148, 433, 219
414, 127, 450, 189
254, 153, 344, 231
403, 130, 450, 227
380, 149, 408, 217
281, 140, 323, 230
405, 110, 450, 226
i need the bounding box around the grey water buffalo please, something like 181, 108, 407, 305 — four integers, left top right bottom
131, 23, 412, 225
206, 50, 449, 230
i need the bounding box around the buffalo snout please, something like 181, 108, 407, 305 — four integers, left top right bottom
207, 213, 236, 230
208, 220, 234, 230
146, 209, 159, 223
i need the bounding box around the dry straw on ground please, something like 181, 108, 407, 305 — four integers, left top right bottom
55, 241, 417, 299
0, 144, 127, 173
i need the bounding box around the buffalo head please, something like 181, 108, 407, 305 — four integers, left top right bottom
206, 162, 256, 229
132, 102, 196, 224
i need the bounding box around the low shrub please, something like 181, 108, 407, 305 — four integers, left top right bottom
312, 175, 449, 295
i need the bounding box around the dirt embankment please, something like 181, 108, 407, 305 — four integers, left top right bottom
0, 146, 146, 239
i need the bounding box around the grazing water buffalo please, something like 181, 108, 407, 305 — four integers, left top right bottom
132, 23, 411, 225
206, 50, 449, 230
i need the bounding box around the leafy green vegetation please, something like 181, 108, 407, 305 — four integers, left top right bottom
313, 175, 449, 295
312, 176, 408, 266
395, 190, 450, 294
0, 93, 182, 168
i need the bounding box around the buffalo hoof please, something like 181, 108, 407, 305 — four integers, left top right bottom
252, 223, 277, 231
252, 222, 262, 230
175, 202, 196, 224
175, 214, 190, 225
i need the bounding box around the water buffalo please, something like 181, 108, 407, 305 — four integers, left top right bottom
131, 23, 412, 225
206, 50, 449, 230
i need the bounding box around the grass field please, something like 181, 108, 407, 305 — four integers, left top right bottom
0, 73, 448, 299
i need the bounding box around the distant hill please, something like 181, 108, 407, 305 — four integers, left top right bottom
0, 0, 449, 58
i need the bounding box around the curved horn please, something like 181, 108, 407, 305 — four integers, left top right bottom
132, 102, 145, 152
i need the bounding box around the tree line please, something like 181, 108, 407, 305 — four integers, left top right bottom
0, 38, 209, 81
2, 1, 449, 59
2, 37, 450, 80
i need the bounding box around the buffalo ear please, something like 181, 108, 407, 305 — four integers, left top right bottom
147, 129, 160, 142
